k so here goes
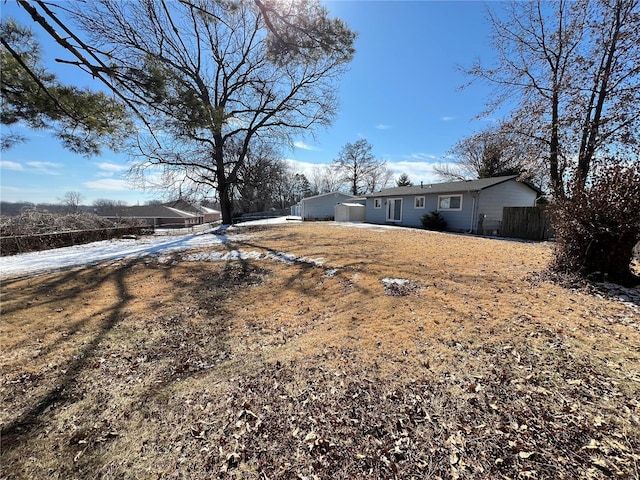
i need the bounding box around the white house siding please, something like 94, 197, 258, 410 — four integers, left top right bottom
301, 192, 357, 220
476, 181, 537, 233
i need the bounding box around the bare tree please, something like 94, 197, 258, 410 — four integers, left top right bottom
365, 163, 394, 194
18, 0, 355, 224
435, 126, 543, 185
234, 146, 288, 213
310, 164, 343, 194
469, 0, 640, 281
469, 0, 640, 198
92, 198, 128, 214
59, 191, 82, 212
332, 139, 389, 196
287, 173, 313, 204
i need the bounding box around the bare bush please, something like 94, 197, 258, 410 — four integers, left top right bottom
0, 211, 141, 236
550, 162, 640, 285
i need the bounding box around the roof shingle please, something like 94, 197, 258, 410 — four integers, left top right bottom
367, 175, 542, 197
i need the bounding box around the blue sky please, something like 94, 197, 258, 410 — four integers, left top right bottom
1, 1, 502, 205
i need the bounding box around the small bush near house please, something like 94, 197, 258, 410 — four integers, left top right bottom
421, 211, 447, 231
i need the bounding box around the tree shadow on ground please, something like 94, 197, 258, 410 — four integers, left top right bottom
1, 262, 137, 451
0, 256, 248, 458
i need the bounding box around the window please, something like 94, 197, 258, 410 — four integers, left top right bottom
373, 198, 382, 209
414, 196, 425, 209
386, 198, 402, 222
437, 194, 462, 211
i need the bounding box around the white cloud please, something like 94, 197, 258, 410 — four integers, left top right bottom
283, 159, 323, 178
441, 116, 456, 121
385, 160, 442, 184
95, 162, 128, 178
0, 185, 58, 203
98, 162, 127, 172
0, 186, 23, 193
375, 124, 391, 130
0, 161, 24, 171
293, 141, 320, 151
25, 161, 63, 175
84, 178, 132, 191
408, 152, 440, 161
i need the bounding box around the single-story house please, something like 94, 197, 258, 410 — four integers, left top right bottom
366, 175, 543, 234
164, 200, 221, 223
292, 192, 363, 221
99, 202, 221, 228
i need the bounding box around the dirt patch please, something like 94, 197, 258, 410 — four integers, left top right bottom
1, 223, 639, 479
381, 277, 422, 296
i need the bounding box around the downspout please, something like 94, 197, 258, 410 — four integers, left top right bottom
468, 191, 479, 233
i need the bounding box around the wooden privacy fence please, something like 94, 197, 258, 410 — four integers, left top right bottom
0, 226, 149, 256
501, 206, 551, 241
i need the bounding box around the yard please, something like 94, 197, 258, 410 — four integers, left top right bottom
1, 222, 639, 479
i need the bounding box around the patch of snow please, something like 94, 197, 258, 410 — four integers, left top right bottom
234, 216, 298, 226
325, 268, 338, 277
0, 229, 229, 280
382, 278, 410, 285
0, 218, 323, 280
178, 250, 263, 263
335, 222, 405, 231
381, 277, 421, 297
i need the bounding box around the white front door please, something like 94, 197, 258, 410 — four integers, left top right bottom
386, 198, 402, 222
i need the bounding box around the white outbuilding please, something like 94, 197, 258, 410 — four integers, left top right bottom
334, 202, 365, 222
293, 192, 359, 221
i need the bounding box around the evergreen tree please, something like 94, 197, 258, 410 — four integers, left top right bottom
1, 19, 131, 155
396, 173, 413, 187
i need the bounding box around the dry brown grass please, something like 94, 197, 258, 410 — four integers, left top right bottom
1, 223, 639, 479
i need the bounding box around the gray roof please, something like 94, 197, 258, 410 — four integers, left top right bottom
367, 175, 542, 197
100, 205, 196, 218
300, 191, 356, 202
164, 200, 220, 215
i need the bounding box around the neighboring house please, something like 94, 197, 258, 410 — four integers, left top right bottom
164, 200, 221, 223
366, 175, 543, 233
293, 192, 362, 221
99, 202, 221, 228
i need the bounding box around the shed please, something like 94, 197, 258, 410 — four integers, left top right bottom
296, 192, 359, 221
335, 202, 365, 222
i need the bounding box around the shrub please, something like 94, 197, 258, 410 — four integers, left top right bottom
0, 211, 143, 236
550, 162, 640, 285
421, 211, 447, 231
